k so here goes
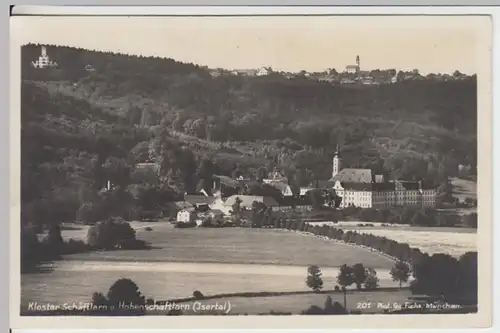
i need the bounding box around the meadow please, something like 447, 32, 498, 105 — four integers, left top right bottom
23, 224, 400, 310
62, 224, 396, 268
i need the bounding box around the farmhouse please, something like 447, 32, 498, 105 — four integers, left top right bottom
314, 146, 437, 209
177, 208, 195, 223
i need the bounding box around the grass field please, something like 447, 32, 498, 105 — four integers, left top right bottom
63, 224, 396, 268
23, 225, 400, 309
336, 226, 476, 258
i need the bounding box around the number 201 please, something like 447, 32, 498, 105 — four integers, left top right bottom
357, 302, 371, 309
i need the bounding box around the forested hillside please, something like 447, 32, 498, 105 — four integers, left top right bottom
21, 44, 477, 227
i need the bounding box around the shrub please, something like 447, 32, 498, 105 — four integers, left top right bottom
334, 285, 341, 292
193, 290, 204, 299
106, 278, 146, 308
118, 239, 149, 250
86, 217, 137, 249
144, 227, 153, 231
63, 239, 90, 254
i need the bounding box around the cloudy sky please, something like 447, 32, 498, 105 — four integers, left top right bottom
11, 15, 487, 74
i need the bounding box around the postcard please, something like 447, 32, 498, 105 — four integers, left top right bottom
9, 6, 492, 330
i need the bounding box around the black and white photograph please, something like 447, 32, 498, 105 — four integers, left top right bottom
10, 7, 492, 329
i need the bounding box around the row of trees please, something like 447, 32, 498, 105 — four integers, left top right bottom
298, 224, 477, 300
339, 206, 477, 228
306, 263, 382, 294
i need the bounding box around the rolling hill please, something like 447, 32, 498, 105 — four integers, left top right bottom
21, 44, 478, 226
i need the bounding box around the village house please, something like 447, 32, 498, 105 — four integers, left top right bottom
256, 67, 272, 76
177, 208, 195, 223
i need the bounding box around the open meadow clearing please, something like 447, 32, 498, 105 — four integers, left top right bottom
338, 226, 476, 257
307, 222, 476, 257
62, 224, 396, 268
21, 260, 400, 309
23, 225, 400, 309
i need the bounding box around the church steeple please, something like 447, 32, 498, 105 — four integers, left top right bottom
332, 145, 341, 179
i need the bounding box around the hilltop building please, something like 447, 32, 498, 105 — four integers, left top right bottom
31, 46, 58, 69
344, 55, 360, 74
315, 147, 436, 209
256, 67, 272, 76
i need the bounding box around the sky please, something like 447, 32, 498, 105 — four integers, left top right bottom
11, 15, 488, 74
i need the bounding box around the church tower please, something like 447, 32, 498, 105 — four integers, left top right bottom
356, 55, 360, 69
332, 145, 341, 179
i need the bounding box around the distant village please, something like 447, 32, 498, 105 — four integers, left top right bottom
205, 54, 471, 85
30, 45, 471, 85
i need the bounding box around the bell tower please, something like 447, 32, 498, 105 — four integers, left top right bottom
332, 145, 341, 179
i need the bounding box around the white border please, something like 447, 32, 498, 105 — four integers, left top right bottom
9, 5, 496, 331
9, 5, 500, 15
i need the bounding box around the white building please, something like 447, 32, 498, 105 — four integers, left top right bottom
256, 67, 271, 76
31, 46, 58, 69
315, 147, 437, 209
177, 208, 195, 223
344, 55, 360, 74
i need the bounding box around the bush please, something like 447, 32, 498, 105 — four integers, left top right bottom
86, 217, 137, 249
63, 239, 90, 254
334, 285, 341, 292
117, 239, 149, 250
144, 227, 153, 231
193, 290, 204, 299
106, 278, 146, 308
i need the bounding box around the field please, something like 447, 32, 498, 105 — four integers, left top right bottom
23, 225, 401, 309
450, 177, 477, 202
338, 225, 476, 258
63, 224, 395, 268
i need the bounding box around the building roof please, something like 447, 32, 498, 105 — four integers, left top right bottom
209, 209, 224, 215
224, 195, 279, 208
184, 195, 215, 205
178, 207, 195, 213
330, 168, 372, 183
345, 65, 359, 70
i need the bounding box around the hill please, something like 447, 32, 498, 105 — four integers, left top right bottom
21, 44, 477, 227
